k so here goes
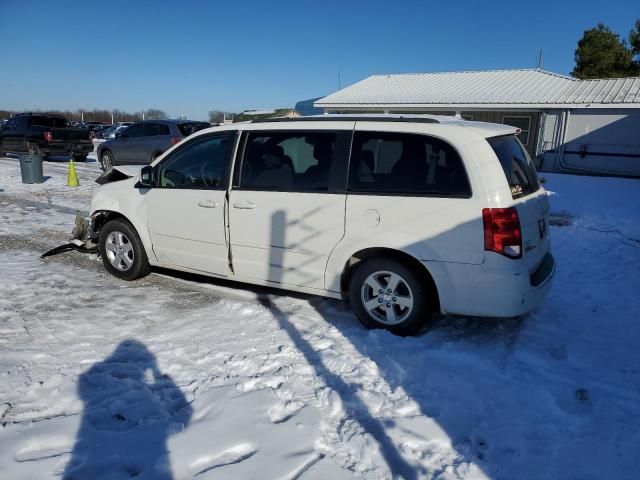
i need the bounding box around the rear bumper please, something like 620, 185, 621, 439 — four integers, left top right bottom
425, 252, 555, 318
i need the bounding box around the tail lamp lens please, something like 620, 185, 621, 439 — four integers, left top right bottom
482, 207, 522, 258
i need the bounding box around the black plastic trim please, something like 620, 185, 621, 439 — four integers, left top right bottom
530, 252, 554, 287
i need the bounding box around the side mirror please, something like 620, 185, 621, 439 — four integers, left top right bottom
115, 132, 123, 139
136, 166, 155, 188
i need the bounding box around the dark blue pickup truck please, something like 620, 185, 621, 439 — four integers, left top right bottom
0, 113, 93, 161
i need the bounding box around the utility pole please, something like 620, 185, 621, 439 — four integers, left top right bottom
338, 66, 342, 90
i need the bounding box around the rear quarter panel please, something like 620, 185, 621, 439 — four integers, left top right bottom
324, 123, 491, 293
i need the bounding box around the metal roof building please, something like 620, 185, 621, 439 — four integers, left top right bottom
315, 69, 640, 109
315, 69, 640, 177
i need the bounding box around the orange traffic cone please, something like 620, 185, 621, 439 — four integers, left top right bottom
67, 159, 79, 187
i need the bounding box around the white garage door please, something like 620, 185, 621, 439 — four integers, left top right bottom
561, 109, 640, 176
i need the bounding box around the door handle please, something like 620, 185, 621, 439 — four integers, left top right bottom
233, 201, 257, 209
197, 200, 220, 208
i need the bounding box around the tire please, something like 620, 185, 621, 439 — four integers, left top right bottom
98, 219, 151, 281
349, 258, 434, 336
100, 150, 114, 171
73, 154, 88, 162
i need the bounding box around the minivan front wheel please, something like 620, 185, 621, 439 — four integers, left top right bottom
349, 258, 433, 335
98, 219, 151, 281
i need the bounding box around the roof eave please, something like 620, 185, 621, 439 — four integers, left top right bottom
314, 102, 640, 109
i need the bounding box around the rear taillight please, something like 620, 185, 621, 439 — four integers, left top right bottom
170, 137, 182, 145
43, 131, 53, 142
482, 207, 522, 259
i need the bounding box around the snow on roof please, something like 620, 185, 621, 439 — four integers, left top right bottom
315, 69, 640, 108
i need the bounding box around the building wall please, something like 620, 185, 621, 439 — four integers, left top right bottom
456, 111, 540, 157
400, 110, 540, 157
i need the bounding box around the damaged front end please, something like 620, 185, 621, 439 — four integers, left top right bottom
41, 165, 142, 259
41, 213, 100, 258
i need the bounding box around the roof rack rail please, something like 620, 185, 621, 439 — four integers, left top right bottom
251, 115, 440, 124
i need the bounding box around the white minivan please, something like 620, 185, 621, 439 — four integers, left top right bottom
86, 115, 554, 335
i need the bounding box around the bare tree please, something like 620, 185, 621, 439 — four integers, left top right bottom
143, 108, 169, 120
209, 110, 231, 124
0, 107, 163, 123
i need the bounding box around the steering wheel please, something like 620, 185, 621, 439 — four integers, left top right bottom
163, 169, 187, 187
200, 162, 214, 188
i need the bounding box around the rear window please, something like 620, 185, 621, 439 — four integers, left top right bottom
30, 116, 68, 128
178, 122, 210, 137
488, 135, 540, 199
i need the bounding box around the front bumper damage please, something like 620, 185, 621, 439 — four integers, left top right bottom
41, 213, 99, 258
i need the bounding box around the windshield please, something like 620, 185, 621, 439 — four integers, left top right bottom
488, 134, 540, 199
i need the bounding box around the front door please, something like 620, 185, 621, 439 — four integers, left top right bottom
229, 129, 350, 290
145, 131, 237, 275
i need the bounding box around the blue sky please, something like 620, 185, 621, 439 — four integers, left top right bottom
0, 0, 637, 120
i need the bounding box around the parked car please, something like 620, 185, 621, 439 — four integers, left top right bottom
0, 113, 93, 161
80, 114, 554, 335
103, 122, 134, 139
106, 125, 128, 139
91, 124, 114, 139
97, 120, 210, 170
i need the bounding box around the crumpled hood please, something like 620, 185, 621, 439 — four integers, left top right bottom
95, 165, 143, 185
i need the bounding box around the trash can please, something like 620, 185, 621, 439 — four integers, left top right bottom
19, 155, 44, 184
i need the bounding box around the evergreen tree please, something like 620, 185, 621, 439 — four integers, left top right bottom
572, 23, 639, 79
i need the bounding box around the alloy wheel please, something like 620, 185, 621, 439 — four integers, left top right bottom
102, 152, 114, 170
104, 231, 134, 271
360, 270, 414, 325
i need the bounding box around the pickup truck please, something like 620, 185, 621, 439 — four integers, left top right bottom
0, 113, 93, 161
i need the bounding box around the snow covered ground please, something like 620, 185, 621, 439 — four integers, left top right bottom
0, 156, 639, 480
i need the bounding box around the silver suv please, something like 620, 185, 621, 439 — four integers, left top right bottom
97, 120, 209, 170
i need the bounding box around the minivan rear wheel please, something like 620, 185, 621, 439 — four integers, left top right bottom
98, 219, 151, 281
349, 258, 433, 336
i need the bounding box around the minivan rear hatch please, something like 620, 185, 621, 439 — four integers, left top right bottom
488, 135, 550, 273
